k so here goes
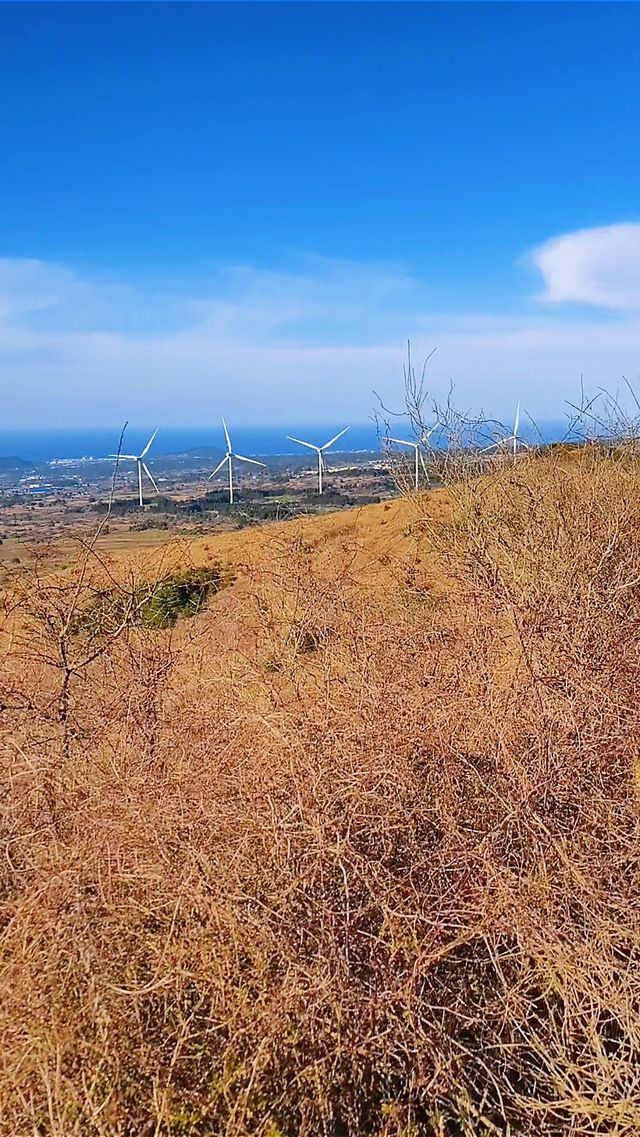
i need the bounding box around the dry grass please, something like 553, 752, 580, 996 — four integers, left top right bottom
1, 445, 639, 1135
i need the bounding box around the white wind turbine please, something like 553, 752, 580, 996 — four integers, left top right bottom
111, 429, 160, 507
385, 423, 438, 491
419, 422, 440, 485
208, 418, 266, 504
385, 437, 422, 491
482, 401, 529, 460
286, 427, 350, 495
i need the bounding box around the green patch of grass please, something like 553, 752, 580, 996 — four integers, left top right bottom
136, 567, 228, 628
76, 565, 233, 634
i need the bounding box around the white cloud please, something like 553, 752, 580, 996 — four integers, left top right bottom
532, 223, 640, 310
0, 247, 639, 427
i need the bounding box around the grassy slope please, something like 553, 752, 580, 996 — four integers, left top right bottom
1, 454, 639, 1136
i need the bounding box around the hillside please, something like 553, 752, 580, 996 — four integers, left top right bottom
1, 448, 639, 1136
0, 455, 33, 471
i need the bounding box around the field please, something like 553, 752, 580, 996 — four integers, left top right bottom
1, 445, 639, 1136
0, 450, 398, 576
0, 446, 414, 586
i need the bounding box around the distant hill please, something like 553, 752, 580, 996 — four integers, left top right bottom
168, 446, 224, 458
0, 455, 33, 471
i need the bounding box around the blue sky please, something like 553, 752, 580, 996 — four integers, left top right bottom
1, 1, 639, 427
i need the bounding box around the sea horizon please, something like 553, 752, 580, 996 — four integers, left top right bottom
0, 419, 575, 465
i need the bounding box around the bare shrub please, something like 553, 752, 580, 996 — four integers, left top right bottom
1, 403, 640, 1135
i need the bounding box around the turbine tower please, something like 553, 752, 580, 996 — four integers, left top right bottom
482, 402, 529, 460
286, 427, 350, 494
111, 429, 159, 507
208, 418, 266, 504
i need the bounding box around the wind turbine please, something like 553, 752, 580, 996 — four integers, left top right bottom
419, 422, 441, 483
286, 427, 350, 494
384, 437, 424, 491
111, 429, 159, 507
208, 418, 266, 504
482, 402, 529, 460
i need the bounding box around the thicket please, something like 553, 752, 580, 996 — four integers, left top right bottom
74, 566, 228, 634
95, 489, 372, 520
1, 403, 640, 1134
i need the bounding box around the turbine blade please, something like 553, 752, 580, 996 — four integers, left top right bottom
235, 454, 267, 467
287, 436, 319, 452
142, 463, 160, 493
208, 456, 228, 479
513, 401, 520, 437
109, 454, 137, 460
386, 438, 414, 448
321, 427, 349, 450
221, 417, 232, 453
140, 428, 158, 458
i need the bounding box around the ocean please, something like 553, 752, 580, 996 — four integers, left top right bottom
0, 420, 572, 464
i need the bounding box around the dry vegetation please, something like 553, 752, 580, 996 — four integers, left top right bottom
1, 442, 639, 1135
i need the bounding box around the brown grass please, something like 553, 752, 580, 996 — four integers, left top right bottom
1, 446, 639, 1136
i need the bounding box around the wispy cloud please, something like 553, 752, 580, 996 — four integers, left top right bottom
1, 237, 639, 427
531, 223, 640, 311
